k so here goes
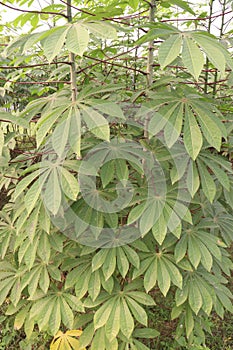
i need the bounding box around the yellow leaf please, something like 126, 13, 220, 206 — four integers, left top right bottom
50, 330, 86, 350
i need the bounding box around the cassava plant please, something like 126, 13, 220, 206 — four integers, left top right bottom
0, 0, 233, 349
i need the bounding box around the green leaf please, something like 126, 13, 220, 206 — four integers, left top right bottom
94, 298, 115, 329
129, 0, 139, 11
188, 280, 202, 314
198, 241, 213, 271
120, 298, 134, 339
39, 267, 50, 294
194, 106, 223, 151
14, 170, 41, 201
43, 169, 62, 215
166, 0, 195, 15
158, 34, 182, 69
60, 167, 79, 201
127, 203, 145, 225
36, 108, 64, 148
92, 249, 109, 272
182, 37, 204, 80
102, 249, 116, 281
0, 112, 29, 128
197, 160, 216, 203
192, 33, 226, 75
163, 258, 182, 289
69, 106, 81, 158
140, 202, 163, 235
122, 245, 140, 269
100, 161, 115, 188
186, 161, 200, 197
66, 23, 89, 56
188, 236, 201, 269
185, 306, 194, 338
133, 328, 159, 338
60, 298, 74, 329
116, 247, 129, 278
126, 292, 155, 306
84, 22, 117, 40
157, 258, 171, 296
105, 299, 121, 341
82, 106, 110, 141
52, 119, 70, 157
144, 259, 157, 292
24, 180, 42, 215
49, 299, 61, 335
164, 103, 183, 148
152, 214, 167, 245
115, 159, 129, 181
43, 26, 68, 63
126, 297, 148, 326
196, 279, 213, 315
183, 106, 203, 160
0, 129, 4, 156
89, 270, 101, 301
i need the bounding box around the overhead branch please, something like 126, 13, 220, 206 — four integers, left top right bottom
0, 1, 67, 18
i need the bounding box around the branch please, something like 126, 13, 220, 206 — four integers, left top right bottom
0, 62, 70, 70
60, 0, 95, 16
83, 54, 147, 75
0, 78, 71, 85
161, 10, 232, 22
0, 1, 67, 18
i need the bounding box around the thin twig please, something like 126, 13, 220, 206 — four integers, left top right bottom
0, 0, 67, 18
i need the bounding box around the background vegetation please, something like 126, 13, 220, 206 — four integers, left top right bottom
0, 0, 233, 349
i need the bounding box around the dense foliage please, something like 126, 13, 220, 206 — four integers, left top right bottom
0, 0, 233, 349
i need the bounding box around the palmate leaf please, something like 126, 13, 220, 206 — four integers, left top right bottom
133, 249, 182, 295
50, 330, 86, 350
0, 262, 27, 307
148, 89, 226, 157
30, 291, 84, 335
91, 285, 155, 341
191, 32, 226, 75
157, 30, 232, 79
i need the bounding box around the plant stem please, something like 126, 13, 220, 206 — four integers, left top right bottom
213, 0, 227, 97
144, 0, 156, 140
67, 0, 77, 102
204, 0, 214, 94
146, 0, 156, 88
